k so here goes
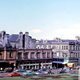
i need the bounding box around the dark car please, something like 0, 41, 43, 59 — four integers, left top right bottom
5, 69, 13, 73
14, 69, 26, 72
58, 70, 66, 73
35, 71, 44, 75
44, 70, 54, 74
31, 68, 39, 71
40, 68, 46, 71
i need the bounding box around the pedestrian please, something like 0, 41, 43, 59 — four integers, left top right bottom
48, 69, 51, 75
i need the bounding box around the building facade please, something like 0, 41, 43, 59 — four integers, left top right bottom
0, 47, 52, 70
36, 37, 80, 67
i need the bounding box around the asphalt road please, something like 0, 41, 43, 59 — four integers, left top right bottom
0, 68, 79, 78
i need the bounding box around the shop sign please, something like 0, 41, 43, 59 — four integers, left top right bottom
67, 63, 74, 68
64, 59, 69, 63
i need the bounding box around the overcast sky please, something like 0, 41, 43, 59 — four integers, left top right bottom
0, 0, 80, 40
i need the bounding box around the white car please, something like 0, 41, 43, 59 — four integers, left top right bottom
35, 71, 44, 75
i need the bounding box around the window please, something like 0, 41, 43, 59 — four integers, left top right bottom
31, 52, 35, 59
41, 45, 43, 49
79, 53, 80, 57
18, 52, 22, 59
42, 52, 46, 58
46, 45, 48, 49
37, 52, 40, 59
76, 53, 77, 58
9, 52, 13, 58
24, 52, 28, 59
62, 46, 64, 50
51, 45, 53, 48
47, 52, 50, 58
76, 53, 78, 57
64, 46, 65, 50
66, 46, 68, 49
56, 52, 59, 57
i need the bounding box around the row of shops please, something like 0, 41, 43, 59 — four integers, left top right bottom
0, 58, 78, 70
17, 58, 78, 70
52, 58, 78, 69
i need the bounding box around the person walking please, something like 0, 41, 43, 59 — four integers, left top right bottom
48, 69, 51, 75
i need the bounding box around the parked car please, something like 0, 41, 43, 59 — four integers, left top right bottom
44, 70, 54, 74
31, 68, 39, 71
5, 69, 13, 73
8, 72, 20, 77
35, 71, 44, 75
44, 70, 49, 74
58, 70, 66, 73
23, 70, 36, 76
14, 69, 26, 72
40, 68, 46, 71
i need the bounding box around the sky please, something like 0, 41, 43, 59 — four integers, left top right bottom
0, 0, 80, 40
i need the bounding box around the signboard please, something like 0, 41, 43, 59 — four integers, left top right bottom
67, 63, 74, 68
56, 52, 59, 57
64, 59, 69, 63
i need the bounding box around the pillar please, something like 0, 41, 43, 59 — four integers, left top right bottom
41, 51, 43, 59
28, 52, 31, 59
46, 52, 47, 58
22, 51, 24, 59
35, 52, 37, 59
50, 51, 52, 58
4, 51, 7, 60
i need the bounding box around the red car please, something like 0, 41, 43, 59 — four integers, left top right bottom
8, 72, 20, 77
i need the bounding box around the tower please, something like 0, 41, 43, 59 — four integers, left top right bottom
19, 31, 23, 49
0, 31, 6, 42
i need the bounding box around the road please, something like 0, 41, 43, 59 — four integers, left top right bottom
0, 68, 79, 78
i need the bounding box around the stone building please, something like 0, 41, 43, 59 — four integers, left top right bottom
0, 31, 52, 70
36, 37, 80, 68
0, 31, 36, 49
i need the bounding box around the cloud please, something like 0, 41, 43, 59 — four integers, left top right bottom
52, 24, 80, 39
74, 23, 80, 27
29, 29, 42, 33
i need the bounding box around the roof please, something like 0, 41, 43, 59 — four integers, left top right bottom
0, 44, 3, 48
62, 40, 75, 42
9, 34, 19, 42
38, 39, 76, 43
2, 37, 12, 47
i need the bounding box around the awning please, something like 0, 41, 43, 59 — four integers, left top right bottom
67, 63, 74, 68
20, 62, 52, 66
0, 61, 7, 63
42, 63, 52, 65
20, 63, 39, 66
52, 61, 68, 64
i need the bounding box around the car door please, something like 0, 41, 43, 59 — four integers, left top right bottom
14, 72, 18, 76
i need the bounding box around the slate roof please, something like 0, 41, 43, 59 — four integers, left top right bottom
2, 37, 12, 47
39, 39, 76, 43
62, 40, 75, 42
9, 34, 19, 42
47, 40, 58, 42
0, 44, 3, 48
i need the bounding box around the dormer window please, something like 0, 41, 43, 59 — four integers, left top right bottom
9, 52, 13, 58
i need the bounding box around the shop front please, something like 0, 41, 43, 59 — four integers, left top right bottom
52, 58, 69, 68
